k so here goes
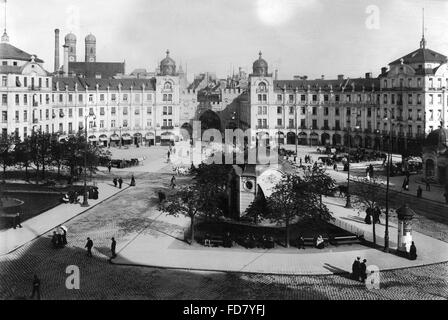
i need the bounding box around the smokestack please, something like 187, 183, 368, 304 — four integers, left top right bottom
338, 74, 344, 81
54, 29, 60, 74
365, 72, 372, 79
63, 44, 69, 76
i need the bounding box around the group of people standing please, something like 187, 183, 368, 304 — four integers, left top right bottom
84, 237, 117, 259
51, 226, 67, 248
365, 206, 382, 225
112, 175, 136, 188
351, 257, 368, 282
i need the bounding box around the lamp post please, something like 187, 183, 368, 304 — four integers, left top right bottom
345, 129, 352, 208
383, 113, 393, 252
119, 126, 122, 149
81, 110, 96, 208
345, 125, 360, 208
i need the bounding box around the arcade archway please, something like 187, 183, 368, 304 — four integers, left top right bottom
199, 110, 221, 132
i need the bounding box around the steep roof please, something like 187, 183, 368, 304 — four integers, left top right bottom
273, 77, 380, 92
0, 42, 44, 63
68, 62, 125, 79
390, 47, 447, 66
52, 77, 156, 91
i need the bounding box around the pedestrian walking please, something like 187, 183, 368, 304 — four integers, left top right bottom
417, 186, 423, 198
170, 175, 176, 189
13, 212, 23, 229
374, 206, 382, 224
113, 178, 118, 188
402, 177, 409, 191
85, 237, 93, 257
51, 231, 58, 248
409, 241, 417, 260
297, 235, 305, 250
360, 259, 367, 282
30, 275, 41, 300
158, 191, 166, 204
351, 257, 361, 281
167, 150, 171, 162
61, 227, 67, 245
333, 163, 338, 171
108, 163, 112, 173
118, 177, 123, 189
425, 181, 431, 191
299, 158, 302, 166
111, 237, 117, 259
130, 175, 136, 187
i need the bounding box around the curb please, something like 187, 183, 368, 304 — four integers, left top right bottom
109, 254, 448, 277
0, 185, 132, 257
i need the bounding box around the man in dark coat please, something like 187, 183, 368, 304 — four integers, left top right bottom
158, 191, 166, 204
360, 259, 367, 282
118, 178, 123, 189
130, 175, 136, 187
85, 237, 93, 257
297, 235, 305, 250
13, 212, 23, 229
409, 241, 417, 260
113, 178, 118, 188
111, 238, 117, 258
352, 257, 361, 281
30, 274, 41, 300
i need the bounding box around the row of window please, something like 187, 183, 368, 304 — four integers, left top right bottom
382, 77, 448, 89
1, 75, 51, 89
256, 118, 424, 135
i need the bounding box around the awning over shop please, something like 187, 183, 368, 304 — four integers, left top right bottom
99, 135, 108, 142
110, 134, 120, 141
58, 135, 68, 142
122, 134, 132, 141
88, 135, 98, 142
161, 132, 174, 140
145, 132, 155, 139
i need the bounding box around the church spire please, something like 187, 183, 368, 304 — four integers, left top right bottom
420, 8, 426, 49
1, 0, 8, 43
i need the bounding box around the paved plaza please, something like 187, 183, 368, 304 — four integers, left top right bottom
0, 145, 448, 299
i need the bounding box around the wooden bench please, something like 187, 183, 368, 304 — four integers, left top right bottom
330, 235, 361, 246
302, 237, 329, 247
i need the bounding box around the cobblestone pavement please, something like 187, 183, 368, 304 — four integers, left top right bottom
1, 168, 448, 300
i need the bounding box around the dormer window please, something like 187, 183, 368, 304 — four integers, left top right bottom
164, 82, 172, 90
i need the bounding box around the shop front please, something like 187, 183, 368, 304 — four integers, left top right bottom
99, 135, 108, 147
161, 132, 174, 146
144, 132, 155, 146
122, 134, 132, 146
110, 134, 120, 147
134, 133, 143, 146
88, 135, 98, 146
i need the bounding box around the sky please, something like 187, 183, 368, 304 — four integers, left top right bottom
3, 0, 448, 81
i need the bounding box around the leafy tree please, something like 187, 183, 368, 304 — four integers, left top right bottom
193, 163, 233, 219
13, 138, 33, 181
0, 133, 19, 181
265, 173, 333, 248
50, 136, 65, 178
160, 184, 203, 245
245, 189, 268, 224
351, 178, 384, 246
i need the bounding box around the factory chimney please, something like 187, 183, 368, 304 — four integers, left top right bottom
54, 29, 60, 74
63, 44, 69, 76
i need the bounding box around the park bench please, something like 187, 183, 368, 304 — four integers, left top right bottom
204, 235, 224, 247
302, 237, 329, 247
329, 235, 362, 246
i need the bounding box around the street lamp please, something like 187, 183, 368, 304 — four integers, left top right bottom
119, 126, 122, 149
383, 113, 394, 253
81, 110, 96, 208
345, 125, 360, 208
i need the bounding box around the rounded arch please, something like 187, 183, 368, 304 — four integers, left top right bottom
332, 134, 342, 146
321, 133, 330, 146
365, 136, 373, 149
287, 132, 296, 145
298, 132, 307, 145
276, 131, 285, 145
180, 122, 193, 140
310, 132, 319, 146
354, 135, 362, 147
199, 110, 221, 132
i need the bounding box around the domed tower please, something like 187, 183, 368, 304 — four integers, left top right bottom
159, 50, 176, 76
64, 32, 77, 62
85, 33, 96, 63
252, 51, 269, 77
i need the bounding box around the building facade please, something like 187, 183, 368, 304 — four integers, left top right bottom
1, 30, 448, 155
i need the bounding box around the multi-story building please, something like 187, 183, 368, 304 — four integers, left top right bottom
248, 35, 448, 155
1, 27, 447, 155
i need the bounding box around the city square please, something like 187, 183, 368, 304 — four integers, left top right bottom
1, 0, 448, 304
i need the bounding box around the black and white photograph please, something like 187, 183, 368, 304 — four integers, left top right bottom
0, 0, 448, 308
